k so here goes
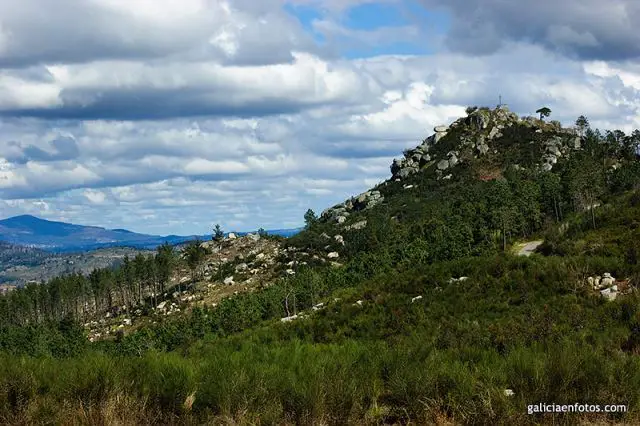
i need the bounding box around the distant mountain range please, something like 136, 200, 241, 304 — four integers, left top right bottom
0, 215, 301, 252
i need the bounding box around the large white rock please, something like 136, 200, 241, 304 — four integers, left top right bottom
600, 287, 618, 301
601, 272, 616, 287
434, 132, 447, 143
437, 159, 449, 170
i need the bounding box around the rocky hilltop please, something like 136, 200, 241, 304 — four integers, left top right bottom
321, 105, 582, 223
392, 105, 581, 179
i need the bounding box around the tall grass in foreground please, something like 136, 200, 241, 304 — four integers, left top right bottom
0, 337, 638, 425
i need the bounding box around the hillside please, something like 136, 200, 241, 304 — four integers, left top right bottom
0, 241, 51, 270
0, 106, 639, 425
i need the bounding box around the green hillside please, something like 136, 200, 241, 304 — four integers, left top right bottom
0, 107, 639, 425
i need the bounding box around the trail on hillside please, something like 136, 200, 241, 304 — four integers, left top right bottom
515, 240, 544, 256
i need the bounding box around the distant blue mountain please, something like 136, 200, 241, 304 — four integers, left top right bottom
262, 228, 303, 237
0, 215, 300, 252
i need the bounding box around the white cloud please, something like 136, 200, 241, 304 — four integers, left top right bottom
0, 53, 375, 119
83, 189, 107, 205
183, 159, 249, 175
335, 82, 466, 140
0, 0, 319, 67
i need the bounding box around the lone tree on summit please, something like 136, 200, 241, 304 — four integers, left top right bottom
536, 107, 552, 121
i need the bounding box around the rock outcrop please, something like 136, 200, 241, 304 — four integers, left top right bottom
390, 106, 582, 181
321, 190, 383, 224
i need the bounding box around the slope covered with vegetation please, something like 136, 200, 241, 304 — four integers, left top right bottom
0, 107, 639, 425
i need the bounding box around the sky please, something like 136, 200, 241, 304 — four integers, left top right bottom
0, 0, 639, 235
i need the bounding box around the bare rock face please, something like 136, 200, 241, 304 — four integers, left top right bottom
321, 190, 384, 224
433, 125, 449, 143
488, 126, 502, 140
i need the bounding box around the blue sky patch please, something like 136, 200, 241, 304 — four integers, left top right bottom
283, 3, 326, 43
343, 2, 410, 30
285, 0, 451, 58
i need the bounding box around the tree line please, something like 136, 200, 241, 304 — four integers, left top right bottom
0, 243, 178, 327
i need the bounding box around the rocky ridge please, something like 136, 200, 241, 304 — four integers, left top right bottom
320, 106, 582, 224
391, 106, 582, 180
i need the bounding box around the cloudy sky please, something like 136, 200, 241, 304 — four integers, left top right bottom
0, 0, 639, 235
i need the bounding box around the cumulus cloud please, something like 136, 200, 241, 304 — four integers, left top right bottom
0, 53, 375, 120
418, 0, 640, 61
0, 0, 320, 67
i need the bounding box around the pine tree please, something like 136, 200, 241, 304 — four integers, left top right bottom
575, 115, 589, 137
536, 107, 552, 121
304, 209, 318, 229
212, 224, 224, 241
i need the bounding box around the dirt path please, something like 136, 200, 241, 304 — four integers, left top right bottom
514, 240, 544, 257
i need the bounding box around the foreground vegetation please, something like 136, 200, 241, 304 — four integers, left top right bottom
0, 114, 639, 424
2, 252, 640, 424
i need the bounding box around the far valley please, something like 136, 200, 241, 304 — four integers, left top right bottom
0, 243, 151, 286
